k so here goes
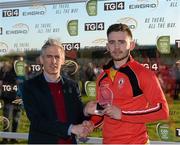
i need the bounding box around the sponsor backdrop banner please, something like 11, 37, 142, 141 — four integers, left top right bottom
0, 0, 180, 142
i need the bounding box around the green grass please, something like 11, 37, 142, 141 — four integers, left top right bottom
1, 96, 180, 143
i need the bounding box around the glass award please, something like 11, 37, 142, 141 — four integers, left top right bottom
95, 85, 113, 115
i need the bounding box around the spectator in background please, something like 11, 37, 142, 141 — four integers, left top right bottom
158, 64, 176, 98
0, 61, 21, 144
85, 62, 96, 81
174, 60, 180, 100
79, 65, 87, 95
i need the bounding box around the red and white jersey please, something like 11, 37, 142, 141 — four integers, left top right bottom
91, 56, 169, 144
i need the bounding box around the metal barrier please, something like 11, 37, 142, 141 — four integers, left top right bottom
0, 132, 28, 140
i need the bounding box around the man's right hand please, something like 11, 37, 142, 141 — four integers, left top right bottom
71, 123, 93, 138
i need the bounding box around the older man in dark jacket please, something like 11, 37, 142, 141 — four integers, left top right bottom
22, 39, 93, 144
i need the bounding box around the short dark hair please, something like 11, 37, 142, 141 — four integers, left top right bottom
107, 23, 132, 39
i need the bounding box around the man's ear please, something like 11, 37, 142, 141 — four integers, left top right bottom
130, 41, 135, 51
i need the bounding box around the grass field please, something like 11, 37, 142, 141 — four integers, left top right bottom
0, 95, 180, 143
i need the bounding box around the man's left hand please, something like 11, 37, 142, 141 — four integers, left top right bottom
104, 105, 122, 120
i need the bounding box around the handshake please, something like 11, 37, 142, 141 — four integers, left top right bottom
70, 101, 97, 138
71, 120, 94, 138
71, 100, 121, 138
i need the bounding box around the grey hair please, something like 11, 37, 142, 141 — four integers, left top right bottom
41, 38, 64, 55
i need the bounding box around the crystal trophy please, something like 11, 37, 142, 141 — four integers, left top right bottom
95, 85, 113, 115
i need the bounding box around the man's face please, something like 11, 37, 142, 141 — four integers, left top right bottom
40, 45, 64, 76
106, 31, 134, 61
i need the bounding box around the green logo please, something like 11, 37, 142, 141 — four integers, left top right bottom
14, 60, 26, 76
85, 81, 96, 97
67, 20, 78, 36
156, 123, 169, 141
157, 36, 170, 54
86, 0, 97, 16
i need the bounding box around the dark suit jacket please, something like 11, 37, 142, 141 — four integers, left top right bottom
22, 73, 87, 144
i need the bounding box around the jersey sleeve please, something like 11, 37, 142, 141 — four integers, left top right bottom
121, 70, 169, 123
90, 115, 104, 128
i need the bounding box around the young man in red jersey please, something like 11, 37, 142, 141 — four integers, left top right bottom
84, 23, 169, 144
